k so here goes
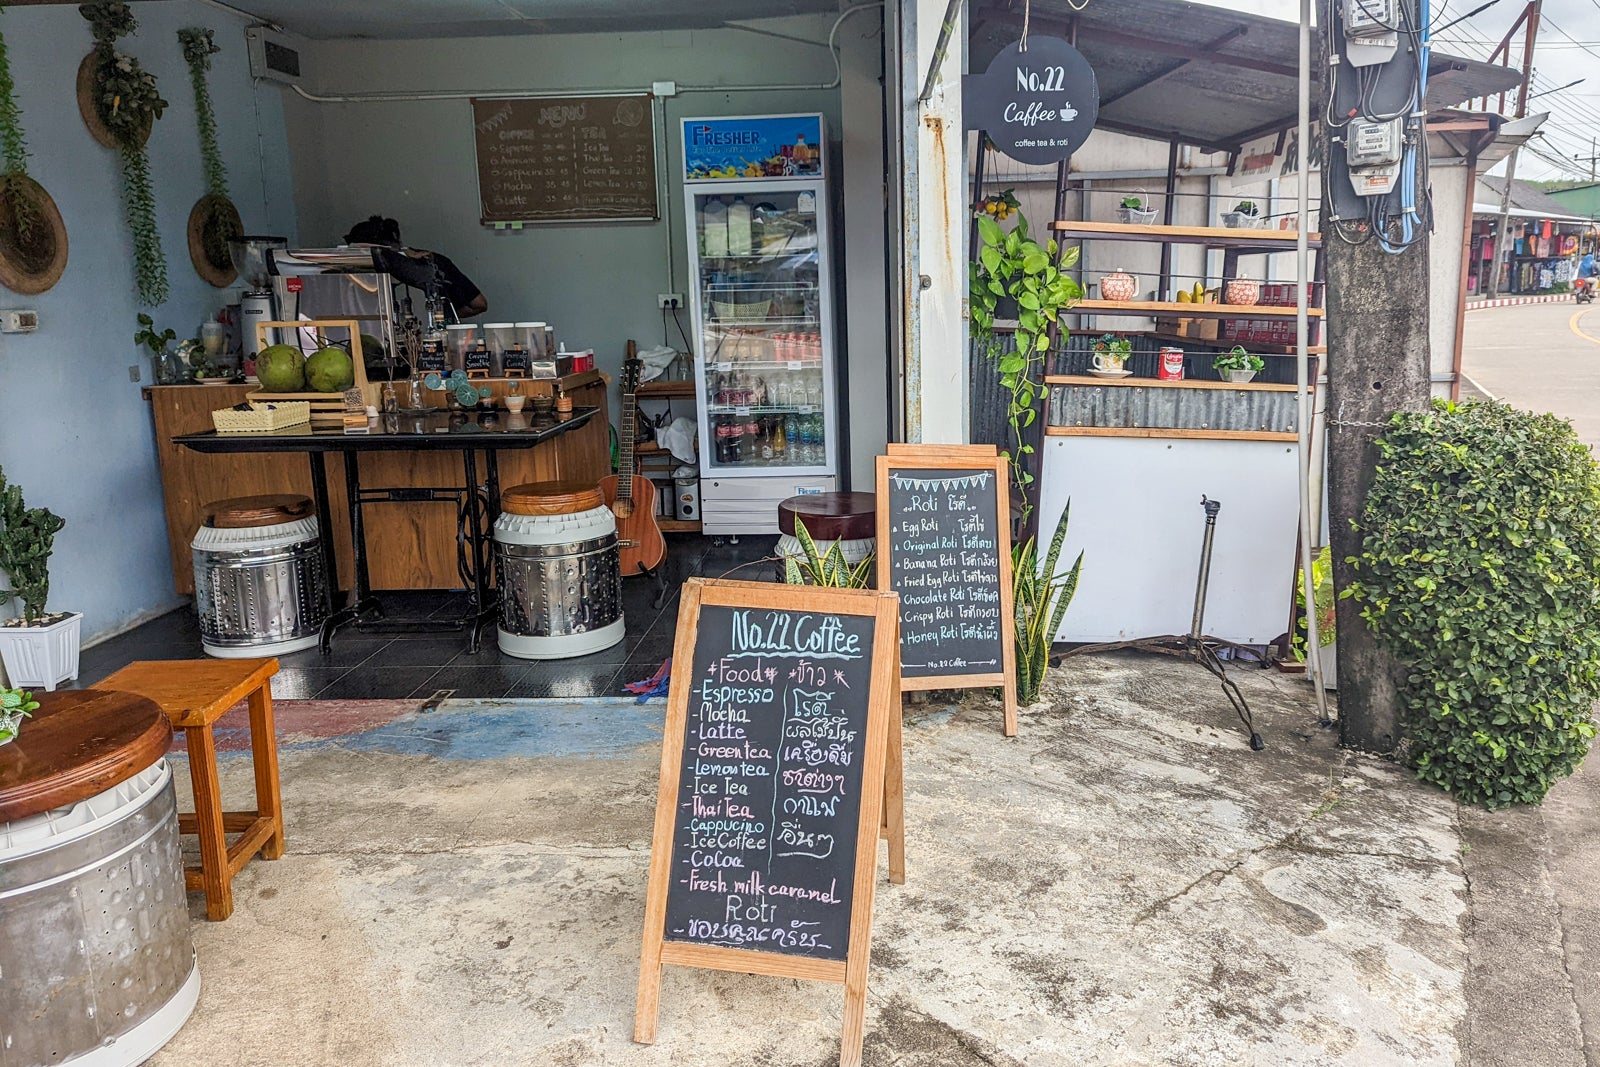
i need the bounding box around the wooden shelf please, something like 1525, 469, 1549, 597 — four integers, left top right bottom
1046, 425, 1297, 443
1051, 220, 1322, 249
1145, 331, 1325, 356
1045, 374, 1297, 392
636, 380, 697, 400
660, 518, 702, 533
1071, 299, 1323, 319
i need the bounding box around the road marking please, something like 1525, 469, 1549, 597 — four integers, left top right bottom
1572, 309, 1600, 348
1460, 373, 1497, 402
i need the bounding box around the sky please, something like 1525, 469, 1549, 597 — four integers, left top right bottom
1193, 0, 1600, 181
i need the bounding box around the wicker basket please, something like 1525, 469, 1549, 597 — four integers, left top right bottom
212, 401, 311, 433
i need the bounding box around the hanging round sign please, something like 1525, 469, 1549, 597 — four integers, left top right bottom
963, 36, 1099, 165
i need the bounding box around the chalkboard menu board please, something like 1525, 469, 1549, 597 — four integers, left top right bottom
877, 448, 1018, 735
471, 95, 657, 223
637, 578, 901, 1066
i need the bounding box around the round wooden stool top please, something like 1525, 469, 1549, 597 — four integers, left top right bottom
205, 494, 314, 529
0, 689, 171, 823
778, 492, 877, 541
502, 481, 605, 516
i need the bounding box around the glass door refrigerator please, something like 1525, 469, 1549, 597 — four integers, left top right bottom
682, 114, 837, 536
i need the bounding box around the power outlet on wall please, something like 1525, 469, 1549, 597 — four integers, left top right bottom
657, 293, 684, 309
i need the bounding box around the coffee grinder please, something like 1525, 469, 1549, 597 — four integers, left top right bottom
228, 236, 288, 358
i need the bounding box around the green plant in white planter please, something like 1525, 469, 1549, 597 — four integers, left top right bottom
1212, 346, 1265, 384
1223, 200, 1262, 228
0, 465, 77, 691
0, 685, 39, 746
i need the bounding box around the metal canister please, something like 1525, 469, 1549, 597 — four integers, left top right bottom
1158, 346, 1186, 381
495, 483, 625, 660
191, 512, 328, 657
0, 762, 199, 1066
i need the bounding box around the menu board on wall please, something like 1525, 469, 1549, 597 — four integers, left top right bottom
877, 446, 1019, 735
471, 95, 657, 223
635, 578, 901, 1067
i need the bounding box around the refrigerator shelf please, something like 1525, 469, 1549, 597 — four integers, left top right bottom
706, 404, 820, 416
704, 359, 824, 370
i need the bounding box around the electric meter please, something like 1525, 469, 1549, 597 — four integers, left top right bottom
1344, 0, 1396, 35
1346, 119, 1402, 168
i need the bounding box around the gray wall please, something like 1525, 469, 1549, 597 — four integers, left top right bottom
0, 2, 296, 642
285, 14, 889, 488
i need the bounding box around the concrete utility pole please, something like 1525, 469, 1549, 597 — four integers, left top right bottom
1322, 1, 1433, 754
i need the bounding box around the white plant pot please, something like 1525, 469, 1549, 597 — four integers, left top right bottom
1224, 369, 1257, 383
1117, 207, 1158, 225
0, 612, 82, 691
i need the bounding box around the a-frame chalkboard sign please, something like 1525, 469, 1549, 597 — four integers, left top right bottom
635, 578, 902, 1067
877, 446, 1019, 735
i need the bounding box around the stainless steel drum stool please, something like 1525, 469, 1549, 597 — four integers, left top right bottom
495, 481, 625, 660
0, 689, 198, 1067
191, 494, 328, 658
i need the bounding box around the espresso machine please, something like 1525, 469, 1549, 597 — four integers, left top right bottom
227, 236, 288, 358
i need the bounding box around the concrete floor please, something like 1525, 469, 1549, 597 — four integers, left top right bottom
1460, 302, 1600, 446
145, 653, 1567, 1067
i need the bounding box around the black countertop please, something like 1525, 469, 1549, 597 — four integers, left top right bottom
175, 406, 599, 453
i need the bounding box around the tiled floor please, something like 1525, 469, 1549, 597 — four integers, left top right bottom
75, 534, 778, 700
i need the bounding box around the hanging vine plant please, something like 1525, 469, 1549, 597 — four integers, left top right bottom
178, 27, 240, 287
0, 6, 68, 294
78, 1, 167, 306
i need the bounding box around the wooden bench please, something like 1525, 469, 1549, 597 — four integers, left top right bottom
98, 658, 283, 920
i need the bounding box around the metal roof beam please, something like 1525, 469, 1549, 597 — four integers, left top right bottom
1069, 25, 1299, 80
1099, 25, 1250, 107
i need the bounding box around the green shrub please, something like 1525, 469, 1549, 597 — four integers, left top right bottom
1346, 400, 1600, 808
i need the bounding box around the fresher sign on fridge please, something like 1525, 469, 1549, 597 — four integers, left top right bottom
683, 115, 838, 536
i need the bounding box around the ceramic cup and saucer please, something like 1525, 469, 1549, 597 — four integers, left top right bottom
1088, 352, 1132, 379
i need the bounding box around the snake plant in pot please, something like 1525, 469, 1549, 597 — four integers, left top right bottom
0, 465, 76, 690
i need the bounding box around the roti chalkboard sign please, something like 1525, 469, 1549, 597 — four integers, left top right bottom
635, 578, 901, 1067
877, 447, 1019, 735
471, 95, 658, 223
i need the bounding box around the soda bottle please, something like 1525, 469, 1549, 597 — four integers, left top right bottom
761, 417, 775, 461
772, 415, 787, 460
730, 419, 746, 462
715, 417, 732, 464
745, 419, 762, 462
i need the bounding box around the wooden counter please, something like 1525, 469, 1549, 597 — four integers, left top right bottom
145, 376, 610, 595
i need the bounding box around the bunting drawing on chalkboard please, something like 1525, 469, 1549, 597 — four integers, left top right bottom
889, 472, 993, 492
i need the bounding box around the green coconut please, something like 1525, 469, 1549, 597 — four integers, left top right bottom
256, 344, 306, 392
305, 346, 356, 393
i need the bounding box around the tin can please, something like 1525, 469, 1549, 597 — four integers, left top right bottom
1158, 346, 1185, 381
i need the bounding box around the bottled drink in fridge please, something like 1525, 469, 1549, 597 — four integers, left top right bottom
761, 418, 775, 461
772, 416, 787, 459
729, 418, 747, 462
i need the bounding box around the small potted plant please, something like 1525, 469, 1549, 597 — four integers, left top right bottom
136, 313, 182, 384
1213, 346, 1265, 383
1090, 334, 1133, 375
1117, 195, 1157, 225
0, 466, 76, 691
0, 685, 38, 746
1223, 200, 1263, 228
976, 188, 1019, 223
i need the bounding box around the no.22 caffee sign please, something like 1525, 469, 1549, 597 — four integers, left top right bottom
963, 35, 1099, 165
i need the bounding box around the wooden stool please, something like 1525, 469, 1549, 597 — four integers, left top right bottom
98, 657, 283, 921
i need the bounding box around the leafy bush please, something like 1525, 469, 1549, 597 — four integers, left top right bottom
1346, 400, 1600, 807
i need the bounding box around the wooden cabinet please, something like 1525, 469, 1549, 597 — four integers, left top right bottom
145, 379, 610, 595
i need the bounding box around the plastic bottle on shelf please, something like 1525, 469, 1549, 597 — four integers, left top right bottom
761, 418, 775, 461
773, 415, 787, 459
745, 418, 761, 461
729, 418, 746, 462
703, 198, 728, 258
727, 196, 753, 257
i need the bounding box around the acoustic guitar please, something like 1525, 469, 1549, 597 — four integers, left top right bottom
600, 347, 668, 577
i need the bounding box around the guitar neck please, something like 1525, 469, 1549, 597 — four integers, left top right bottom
618, 391, 637, 501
